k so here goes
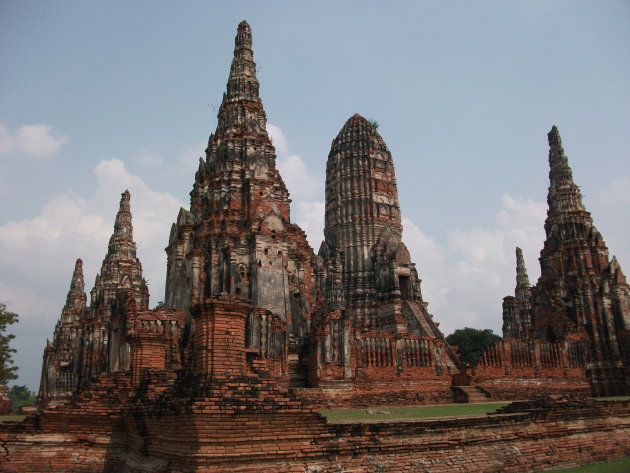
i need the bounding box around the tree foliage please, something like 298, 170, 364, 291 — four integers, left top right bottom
446, 327, 501, 367
0, 302, 19, 385
9, 385, 36, 413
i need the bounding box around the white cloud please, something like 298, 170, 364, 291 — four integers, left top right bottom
176, 142, 207, 171
0, 283, 53, 321
0, 124, 13, 155
403, 194, 546, 337
0, 159, 183, 301
293, 201, 325, 249
267, 123, 324, 249
402, 217, 445, 271
601, 177, 630, 204
0, 158, 184, 390
266, 123, 289, 154
0, 123, 68, 158
134, 151, 164, 166
278, 154, 322, 202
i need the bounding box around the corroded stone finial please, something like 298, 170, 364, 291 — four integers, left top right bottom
211, 20, 268, 144
548, 125, 563, 150
235, 20, 253, 50
119, 190, 131, 212
62, 258, 86, 320
546, 126, 585, 215
515, 247, 531, 299
227, 21, 258, 98
112, 190, 133, 241
547, 126, 567, 168
70, 258, 85, 294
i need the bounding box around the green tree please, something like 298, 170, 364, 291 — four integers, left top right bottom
9, 385, 36, 413
446, 327, 501, 367
0, 302, 19, 385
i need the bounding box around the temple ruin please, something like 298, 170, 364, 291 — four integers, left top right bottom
1, 20, 629, 473
473, 127, 630, 399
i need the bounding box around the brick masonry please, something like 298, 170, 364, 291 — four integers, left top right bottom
2, 396, 629, 472
2, 19, 630, 473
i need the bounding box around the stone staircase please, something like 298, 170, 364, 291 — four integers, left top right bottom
288, 353, 308, 388
453, 385, 491, 403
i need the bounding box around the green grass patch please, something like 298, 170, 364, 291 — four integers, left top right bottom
320, 402, 509, 423
546, 457, 630, 473
594, 395, 630, 401
0, 415, 25, 422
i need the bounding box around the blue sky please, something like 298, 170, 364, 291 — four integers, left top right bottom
1, 1, 628, 391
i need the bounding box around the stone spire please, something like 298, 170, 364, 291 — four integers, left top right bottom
546, 126, 586, 216
39, 259, 86, 402
111, 190, 133, 247
91, 190, 148, 311
532, 126, 629, 394
165, 21, 315, 351
205, 20, 274, 175
502, 248, 533, 339
514, 247, 531, 301
322, 114, 403, 306
318, 113, 445, 338
56, 259, 86, 339
225, 21, 259, 105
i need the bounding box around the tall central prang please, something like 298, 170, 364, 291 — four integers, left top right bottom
165, 21, 316, 352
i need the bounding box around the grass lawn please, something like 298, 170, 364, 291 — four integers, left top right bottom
593, 395, 630, 401
546, 457, 630, 473
0, 415, 25, 422
320, 401, 509, 422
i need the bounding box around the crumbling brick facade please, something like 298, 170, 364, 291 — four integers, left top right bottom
309, 113, 462, 405
502, 247, 534, 340
38, 259, 85, 404
3, 19, 630, 473
476, 127, 630, 398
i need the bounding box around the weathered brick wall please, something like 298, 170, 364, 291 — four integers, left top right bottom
475, 376, 592, 400
191, 298, 250, 378
294, 377, 453, 408
473, 338, 593, 399
319, 402, 630, 473
127, 309, 184, 388
2, 395, 630, 472
1, 373, 132, 472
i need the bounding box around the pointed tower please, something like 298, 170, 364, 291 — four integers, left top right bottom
90, 190, 149, 311
311, 114, 460, 397
319, 114, 438, 334
515, 247, 531, 300
322, 115, 404, 308
532, 126, 630, 394
39, 259, 86, 403
80, 190, 149, 380
164, 21, 316, 363
502, 247, 534, 339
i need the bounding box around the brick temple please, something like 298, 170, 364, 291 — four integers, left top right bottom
2, 21, 630, 473
472, 127, 630, 399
